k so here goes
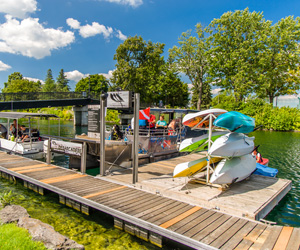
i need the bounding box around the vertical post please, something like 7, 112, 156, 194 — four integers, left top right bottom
81, 142, 87, 173
206, 114, 213, 183
46, 138, 51, 164
133, 93, 140, 184
100, 93, 108, 176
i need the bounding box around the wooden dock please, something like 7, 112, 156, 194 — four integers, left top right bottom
103, 152, 292, 221
0, 152, 299, 250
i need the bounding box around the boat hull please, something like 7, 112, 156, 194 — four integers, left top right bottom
210, 154, 256, 184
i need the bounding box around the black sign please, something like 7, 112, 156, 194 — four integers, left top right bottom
88, 105, 100, 133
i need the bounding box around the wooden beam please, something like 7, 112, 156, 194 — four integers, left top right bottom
10, 164, 49, 171
41, 174, 86, 184
83, 186, 127, 199
273, 227, 293, 250
16, 166, 57, 174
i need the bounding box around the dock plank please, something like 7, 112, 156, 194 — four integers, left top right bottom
286, 227, 300, 250
273, 227, 293, 250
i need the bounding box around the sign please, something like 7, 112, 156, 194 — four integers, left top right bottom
107, 91, 132, 108
50, 140, 82, 156
88, 105, 100, 133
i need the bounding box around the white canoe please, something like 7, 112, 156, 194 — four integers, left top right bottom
210, 154, 256, 184
173, 156, 221, 178
182, 109, 227, 129
208, 132, 254, 158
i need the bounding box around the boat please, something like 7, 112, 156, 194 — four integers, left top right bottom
210, 154, 257, 184
208, 132, 255, 158
179, 131, 227, 152
0, 112, 58, 160
173, 156, 222, 178
213, 111, 255, 133
254, 163, 278, 177
182, 109, 227, 129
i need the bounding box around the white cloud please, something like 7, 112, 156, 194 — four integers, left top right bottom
116, 29, 127, 40
24, 76, 44, 84
0, 60, 11, 71
0, 0, 37, 19
66, 18, 125, 40
211, 88, 222, 95
65, 70, 89, 82
100, 70, 114, 79
0, 15, 75, 59
103, 0, 143, 7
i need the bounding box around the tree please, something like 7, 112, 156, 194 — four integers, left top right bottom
42, 69, 56, 92
4, 72, 23, 88
110, 36, 166, 104
75, 74, 109, 96
56, 69, 70, 92
169, 24, 210, 110
255, 16, 300, 103
206, 8, 268, 101
2, 79, 41, 93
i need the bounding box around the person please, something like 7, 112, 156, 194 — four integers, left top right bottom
252, 146, 263, 163
9, 119, 19, 138
168, 119, 176, 135
149, 114, 156, 129
20, 125, 30, 142
156, 115, 167, 129
110, 124, 123, 140
0, 124, 7, 139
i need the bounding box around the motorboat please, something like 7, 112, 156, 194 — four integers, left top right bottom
0, 112, 59, 159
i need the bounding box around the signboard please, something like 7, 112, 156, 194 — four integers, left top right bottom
88, 105, 100, 133
50, 140, 82, 156
107, 91, 132, 108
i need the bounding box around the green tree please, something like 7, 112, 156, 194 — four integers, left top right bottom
255, 16, 300, 103
110, 36, 166, 104
169, 24, 210, 110
42, 69, 56, 92
75, 74, 109, 96
56, 69, 70, 92
4, 72, 23, 88
206, 8, 268, 101
2, 78, 41, 93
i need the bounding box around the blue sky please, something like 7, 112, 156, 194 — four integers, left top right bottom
0, 0, 300, 92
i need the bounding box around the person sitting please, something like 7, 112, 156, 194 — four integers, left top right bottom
156, 115, 167, 129
252, 146, 263, 163
149, 114, 156, 129
168, 119, 176, 135
0, 124, 7, 139
110, 124, 123, 141
20, 125, 30, 142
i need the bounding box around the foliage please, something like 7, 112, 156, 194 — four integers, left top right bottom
3, 72, 23, 88
111, 35, 189, 107
30, 107, 74, 120
75, 74, 109, 96
206, 8, 268, 102
106, 109, 120, 123
0, 190, 14, 208
0, 223, 47, 250
211, 94, 300, 131
169, 23, 211, 109
56, 69, 70, 92
42, 69, 56, 92
2, 79, 42, 93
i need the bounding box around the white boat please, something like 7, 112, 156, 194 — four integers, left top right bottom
208, 132, 255, 158
0, 112, 59, 160
210, 154, 256, 184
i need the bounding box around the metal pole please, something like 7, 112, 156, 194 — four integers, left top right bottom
133, 93, 140, 184
46, 138, 51, 164
100, 93, 108, 176
206, 114, 213, 183
81, 142, 87, 174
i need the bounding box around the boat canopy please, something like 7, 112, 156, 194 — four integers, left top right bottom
0, 112, 59, 119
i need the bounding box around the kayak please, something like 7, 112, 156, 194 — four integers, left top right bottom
254, 163, 278, 177
183, 109, 227, 129
210, 154, 256, 184
213, 111, 255, 133
179, 131, 227, 152
173, 156, 222, 178
208, 132, 255, 158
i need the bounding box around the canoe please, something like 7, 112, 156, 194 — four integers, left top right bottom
179, 131, 227, 152
183, 109, 227, 129
173, 157, 222, 178
208, 132, 255, 158
213, 111, 255, 133
210, 154, 256, 184
254, 162, 278, 177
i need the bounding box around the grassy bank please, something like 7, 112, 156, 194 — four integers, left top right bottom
0, 223, 47, 250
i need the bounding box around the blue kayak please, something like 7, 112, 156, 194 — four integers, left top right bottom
254, 163, 278, 177
213, 111, 255, 133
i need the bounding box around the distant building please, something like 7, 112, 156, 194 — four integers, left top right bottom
273, 95, 300, 109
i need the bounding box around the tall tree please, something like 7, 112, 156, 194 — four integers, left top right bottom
110, 36, 166, 104
75, 74, 109, 96
42, 69, 56, 92
169, 24, 210, 110
4, 72, 23, 88
56, 69, 70, 92
206, 8, 268, 101
2, 79, 41, 93
255, 16, 300, 103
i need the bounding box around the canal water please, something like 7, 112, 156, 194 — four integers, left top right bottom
0, 121, 299, 249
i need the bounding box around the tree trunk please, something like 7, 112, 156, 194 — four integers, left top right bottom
269, 95, 274, 105
197, 81, 203, 110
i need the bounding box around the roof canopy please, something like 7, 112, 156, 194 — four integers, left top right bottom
0, 112, 59, 119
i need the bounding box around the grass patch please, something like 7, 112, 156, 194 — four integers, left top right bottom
0, 223, 47, 250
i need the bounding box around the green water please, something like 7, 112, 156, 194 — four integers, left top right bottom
1, 122, 300, 249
